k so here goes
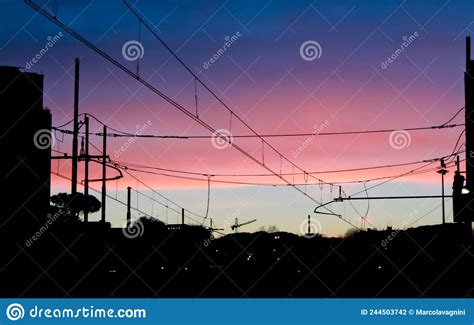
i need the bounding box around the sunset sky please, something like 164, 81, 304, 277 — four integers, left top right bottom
1, 0, 473, 236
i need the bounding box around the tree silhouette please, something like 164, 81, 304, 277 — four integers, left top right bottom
258, 225, 279, 233
50, 192, 101, 222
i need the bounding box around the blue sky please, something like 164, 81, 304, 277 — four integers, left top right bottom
1, 0, 473, 236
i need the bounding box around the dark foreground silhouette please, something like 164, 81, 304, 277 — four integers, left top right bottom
0, 217, 472, 298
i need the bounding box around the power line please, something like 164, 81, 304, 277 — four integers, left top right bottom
406, 199, 451, 228
112, 157, 460, 187
52, 106, 464, 140
53, 123, 463, 139
120, 0, 463, 180
52, 170, 202, 225
448, 129, 465, 161
441, 106, 464, 126
51, 171, 155, 222
28, 1, 467, 231
111, 151, 463, 178
120, 168, 208, 221
346, 156, 465, 197
25, 2, 349, 223
131, 188, 202, 224
348, 161, 436, 197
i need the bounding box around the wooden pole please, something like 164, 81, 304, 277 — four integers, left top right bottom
101, 125, 107, 222
127, 186, 131, 227
71, 58, 80, 194
84, 115, 89, 222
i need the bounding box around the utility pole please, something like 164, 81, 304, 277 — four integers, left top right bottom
83, 115, 89, 222
465, 36, 474, 191
181, 208, 185, 226
437, 158, 448, 224
101, 125, 107, 222
307, 214, 311, 234
71, 58, 80, 194
465, 37, 474, 243
127, 186, 131, 227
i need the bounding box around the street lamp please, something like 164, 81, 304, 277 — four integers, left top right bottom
437, 159, 449, 224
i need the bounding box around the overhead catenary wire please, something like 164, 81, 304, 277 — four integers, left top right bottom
110, 151, 463, 179
406, 199, 451, 228
347, 161, 437, 197
52, 170, 203, 225
131, 188, 202, 224
120, 167, 208, 221
345, 156, 468, 198
106, 0, 468, 221
25, 2, 353, 224
29, 1, 468, 232
441, 106, 464, 126
53, 123, 463, 139
53, 106, 464, 139
53, 112, 466, 180
112, 157, 461, 187
448, 129, 466, 161
51, 171, 156, 222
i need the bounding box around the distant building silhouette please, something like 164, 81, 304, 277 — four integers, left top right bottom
0, 66, 51, 234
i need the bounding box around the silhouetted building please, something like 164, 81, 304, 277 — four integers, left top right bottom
453, 37, 474, 222
0, 66, 51, 234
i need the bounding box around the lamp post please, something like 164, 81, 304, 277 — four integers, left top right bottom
437, 159, 448, 224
